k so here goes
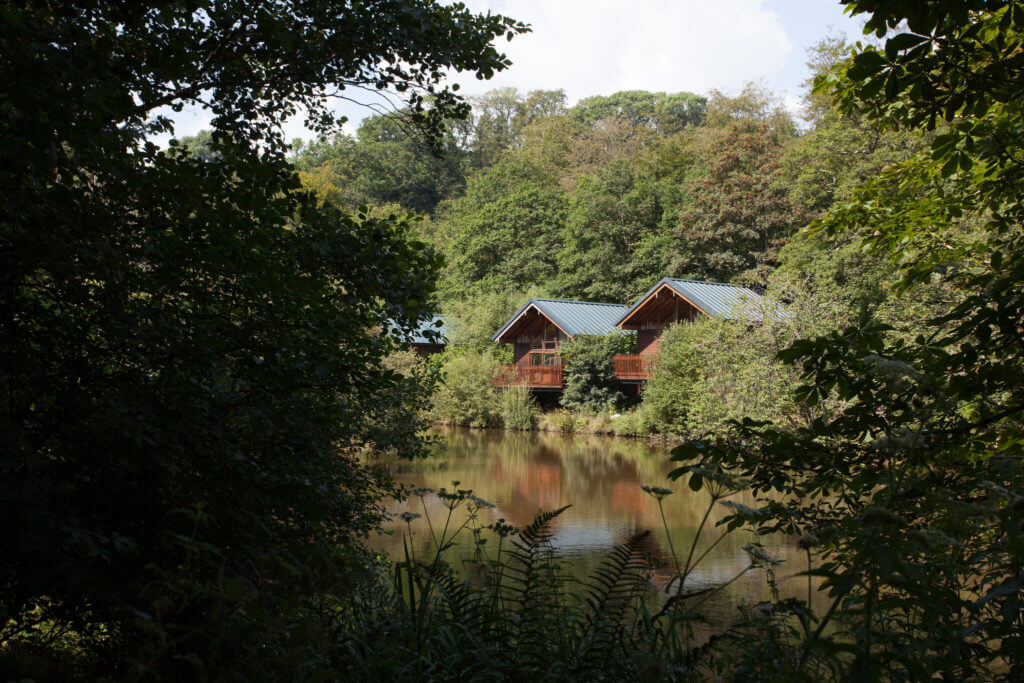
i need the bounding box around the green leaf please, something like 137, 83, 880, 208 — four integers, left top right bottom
885, 32, 928, 59
941, 154, 960, 177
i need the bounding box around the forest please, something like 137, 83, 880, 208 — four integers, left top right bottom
2, 0, 1023, 680
283, 39, 947, 438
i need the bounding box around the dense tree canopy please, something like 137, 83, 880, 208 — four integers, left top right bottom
555, 162, 667, 301
669, 125, 806, 284
570, 90, 707, 133
434, 158, 567, 300
0, 0, 525, 676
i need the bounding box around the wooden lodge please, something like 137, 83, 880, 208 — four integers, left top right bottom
406, 314, 448, 356
492, 279, 770, 390
615, 278, 769, 355
492, 299, 628, 389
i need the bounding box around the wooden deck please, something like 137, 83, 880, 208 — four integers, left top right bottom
493, 365, 564, 388
494, 355, 654, 388
612, 354, 654, 381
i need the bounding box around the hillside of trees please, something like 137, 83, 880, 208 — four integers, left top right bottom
290, 41, 920, 318
281, 37, 950, 437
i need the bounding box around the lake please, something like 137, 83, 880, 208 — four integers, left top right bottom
371, 427, 814, 629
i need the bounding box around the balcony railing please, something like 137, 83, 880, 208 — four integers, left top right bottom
493, 365, 563, 388
613, 354, 654, 381
494, 355, 654, 388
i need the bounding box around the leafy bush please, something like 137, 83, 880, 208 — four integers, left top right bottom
537, 410, 580, 433
610, 409, 650, 437
560, 333, 633, 414
430, 350, 502, 427
500, 385, 538, 430
642, 310, 807, 438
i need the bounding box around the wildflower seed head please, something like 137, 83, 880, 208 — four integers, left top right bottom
720, 500, 769, 519
468, 494, 496, 509
399, 511, 421, 523
489, 518, 519, 538
797, 534, 819, 550
641, 485, 673, 500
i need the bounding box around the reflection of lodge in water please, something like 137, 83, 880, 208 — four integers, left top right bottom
491, 278, 779, 395
377, 428, 804, 624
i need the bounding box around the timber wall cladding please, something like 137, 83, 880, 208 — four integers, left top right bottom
637, 328, 661, 355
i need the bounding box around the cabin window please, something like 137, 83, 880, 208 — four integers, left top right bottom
528, 339, 560, 366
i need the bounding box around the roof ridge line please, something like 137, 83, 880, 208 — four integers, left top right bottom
665, 277, 751, 288
533, 297, 627, 307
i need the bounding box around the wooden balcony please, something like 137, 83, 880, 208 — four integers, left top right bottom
494, 365, 563, 388
613, 354, 654, 381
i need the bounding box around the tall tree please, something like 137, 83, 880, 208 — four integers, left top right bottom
290, 115, 468, 214
0, 0, 525, 676
556, 161, 667, 302
570, 90, 707, 133
434, 158, 567, 300
669, 125, 805, 284
470, 87, 568, 167
703, 82, 799, 140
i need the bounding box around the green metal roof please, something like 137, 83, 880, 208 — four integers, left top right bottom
389, 314, 447, 346
410, 314, 447, 345
617, 278, 780, 324
493, 299, 629, 341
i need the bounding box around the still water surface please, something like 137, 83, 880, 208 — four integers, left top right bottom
371, 427, 811, 626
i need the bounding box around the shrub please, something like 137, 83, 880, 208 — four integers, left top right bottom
537, 410, 577, 433
560, 333, 632, 414
500, 385, 537, 430
610, 409, 649, 437
642, 297, 822, 438
583, 412, 613, 434
431, 350, 501, 427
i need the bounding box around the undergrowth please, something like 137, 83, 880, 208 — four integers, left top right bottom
328, 476, 794, 681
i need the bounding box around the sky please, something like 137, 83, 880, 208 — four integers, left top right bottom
165, 0, 867, 144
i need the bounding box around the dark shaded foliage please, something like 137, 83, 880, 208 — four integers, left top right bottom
0, 0, 525, 677
669, 1, 1024, 678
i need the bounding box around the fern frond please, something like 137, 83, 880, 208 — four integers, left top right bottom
499, 506, 571, 672
515, 505, 571, 550
429, 563, 485, 630
573, 531, 651, 666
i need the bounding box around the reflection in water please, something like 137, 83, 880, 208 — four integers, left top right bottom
371, 427, 811, 627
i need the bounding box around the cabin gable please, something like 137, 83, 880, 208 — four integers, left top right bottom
615, 278, 774, 356
617, 283, 702, 354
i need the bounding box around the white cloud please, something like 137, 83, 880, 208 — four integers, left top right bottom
156, 0, 861, 142
456, 0, 793, 103
782, 92, 804, 118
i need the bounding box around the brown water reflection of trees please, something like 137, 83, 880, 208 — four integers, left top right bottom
372, 427, 809, 619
